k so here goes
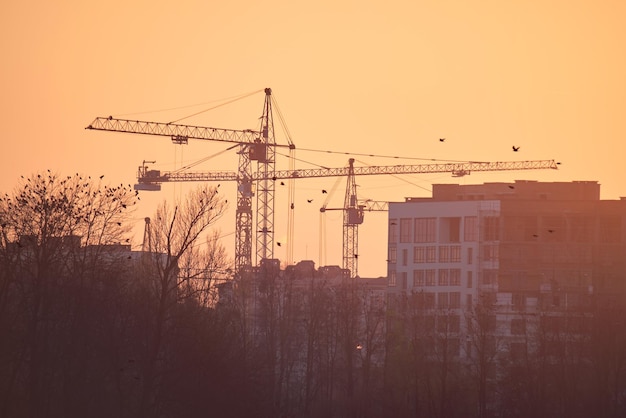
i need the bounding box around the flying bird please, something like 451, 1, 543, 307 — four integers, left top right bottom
508, 185, 515, 189
322, 189, 327, 194
99, 175, 104, 179
512, 146, 520, 152
307, 199, 313, 203
277, 242, 281, 247
439, 138, 445, 142
280, 181, 285, 186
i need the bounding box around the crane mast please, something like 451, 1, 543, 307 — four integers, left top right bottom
256, 93, 276, 269
343, 159, 362, 278
322, 159, 390, 277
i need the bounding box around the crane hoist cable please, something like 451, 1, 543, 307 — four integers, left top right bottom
295, 146, 490, 164
318, 163, 348, 267
270, 94, 295, 148
270, 94, 297, 265
112, 89, 265, 119
353, 157, 433, 193
275, 150, 332, 170
168, 89, 264, 124
171, 144, 239, 173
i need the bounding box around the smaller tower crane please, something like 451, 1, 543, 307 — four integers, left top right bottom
320, 158, 390, 277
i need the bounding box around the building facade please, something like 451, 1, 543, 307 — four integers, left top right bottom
387, 180, 626, 359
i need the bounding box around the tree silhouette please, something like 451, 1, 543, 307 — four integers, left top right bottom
0, 171, 137, 418
133, 184, 228, 417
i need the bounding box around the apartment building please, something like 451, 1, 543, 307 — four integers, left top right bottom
387, 180, 626, 359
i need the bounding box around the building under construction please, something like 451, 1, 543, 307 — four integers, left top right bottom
386, 179, 626, 361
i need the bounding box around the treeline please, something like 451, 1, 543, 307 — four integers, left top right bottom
1, 172, 626, 418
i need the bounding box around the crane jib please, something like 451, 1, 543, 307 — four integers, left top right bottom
85, 117, 294, 148
135, 160, 559, 184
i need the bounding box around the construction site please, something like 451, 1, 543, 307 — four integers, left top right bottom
2, 88, 626, 418
85, 87, 559, 280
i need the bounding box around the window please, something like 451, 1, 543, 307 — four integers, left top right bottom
512, 293, 526, 311
483, 216, 500, 241
467, 271, 473, 288
424, 292, 436, 309
482, 244, 499, 261
438, 292, 449, 309
426, 246, 437, 262
389, 219, 398, 242
388, 270, 397, 287
599, 216, 621, 243
400, 218, 412, 243
414, 217, 436, 243
466, 294, 473, 309
464, 216, 478, 241
414, 247, 426, 263
439, 246, 450, 262
401, 272, 408, 290
511, 318, 526, 335
413, 270, 425, 287
450, 245, 461, 262
522, 216, 538, 241
402, 248, 408, 266
425, 269, 436, 286
482, 270, 498, 285
570, 216, 593, 242
467, 247, 473, 264
437, 315, 450, 333
542, 215, 566, 242
440, 217, 461, 243
449, 292, 461, 309
388, 246, 397, 264
450, 269, 461, 286
438, 269, 449, 286
436, 315, 461, 334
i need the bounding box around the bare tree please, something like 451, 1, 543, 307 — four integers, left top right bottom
177, 230, 231, 307
464, 294, 502, 418
134, 184, 228, 417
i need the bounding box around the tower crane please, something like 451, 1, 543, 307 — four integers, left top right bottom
134, 158, 559, 276
86, 88, 295, 274
320, 158, 390, 277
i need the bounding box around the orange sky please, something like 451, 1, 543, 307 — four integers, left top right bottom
1, 0, 625, 277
